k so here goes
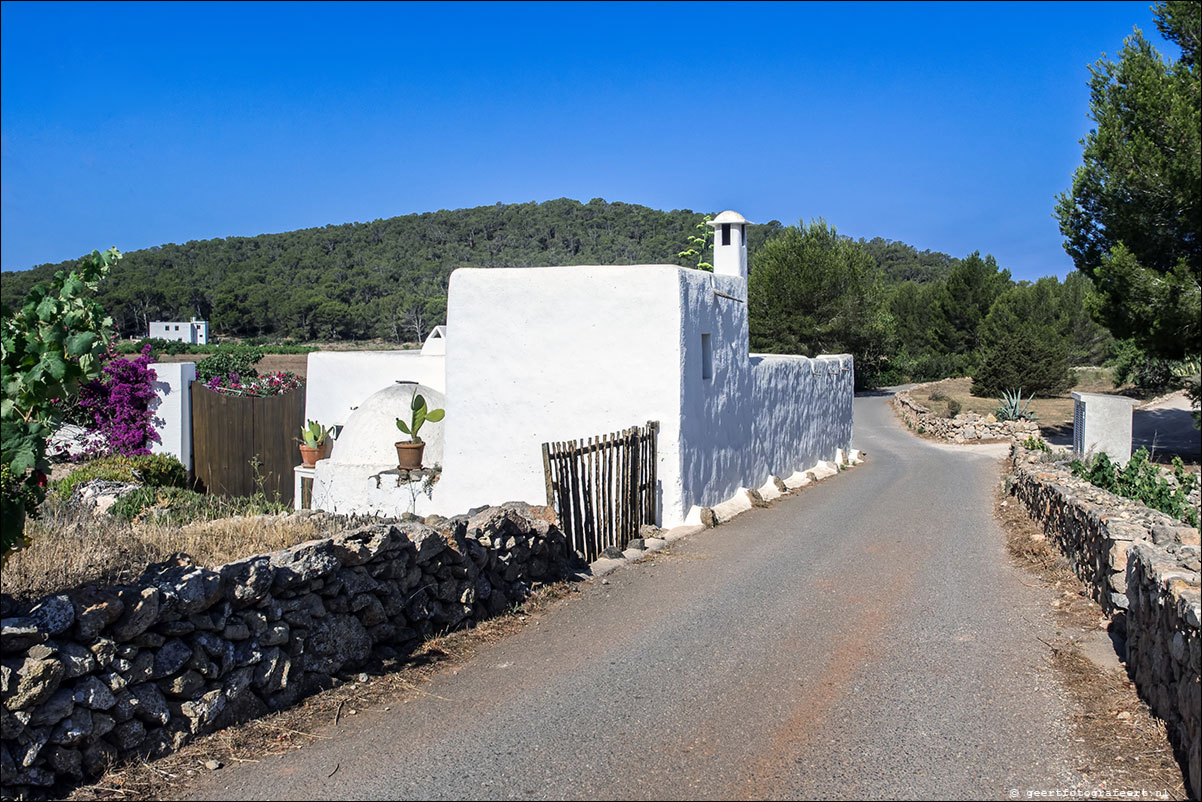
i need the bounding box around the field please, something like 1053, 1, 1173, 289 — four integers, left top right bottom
905, 368, 1126, 436
149, 340, 419, 380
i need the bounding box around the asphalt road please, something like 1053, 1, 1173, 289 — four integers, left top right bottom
190, 392, 1081, 800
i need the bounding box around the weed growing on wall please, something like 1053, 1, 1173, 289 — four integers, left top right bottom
1071, 448, 1200, 527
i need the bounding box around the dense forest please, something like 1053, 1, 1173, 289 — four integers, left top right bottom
0, 199, 785, 342
1, 196, 1119, 391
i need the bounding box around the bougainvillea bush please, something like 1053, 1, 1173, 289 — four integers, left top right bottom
75, 344, 161, 456
205, 370, 302, 397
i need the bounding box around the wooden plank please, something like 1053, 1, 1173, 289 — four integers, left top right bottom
542, 442, 554, 507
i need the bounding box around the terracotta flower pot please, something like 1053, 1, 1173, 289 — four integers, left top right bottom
395, 441, 425, 470
298, 442, 329, 468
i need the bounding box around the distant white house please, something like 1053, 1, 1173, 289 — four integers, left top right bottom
149, 318, 209, 344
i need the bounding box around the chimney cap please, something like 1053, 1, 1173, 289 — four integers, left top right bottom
706, 210, 754, 228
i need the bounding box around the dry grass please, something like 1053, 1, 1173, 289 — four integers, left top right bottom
996, 479, 1190, 799
65, 580, 580, 802
1, 501, 363, 605
908, 369, 1124, 431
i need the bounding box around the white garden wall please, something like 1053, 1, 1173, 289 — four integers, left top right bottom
304, 350, 445, 429
148, 361, 196, 471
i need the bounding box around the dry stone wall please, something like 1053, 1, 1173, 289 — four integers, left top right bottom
892, 389, 1039, 443
1007, 445, 1200, 799
0, 503, 577, 799
1126, 542, 1201, 798
1007, 445, 1200, 614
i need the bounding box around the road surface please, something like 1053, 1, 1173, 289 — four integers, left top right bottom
190, 391, 1082, 800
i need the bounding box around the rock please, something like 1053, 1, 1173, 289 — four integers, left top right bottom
45, 745, 83, 779
127, 682, 170, 725
180, 689, 226, 733
152, 639, 193, 679
4, 655, 64, 710
92, 711, 116, 739
305, 614, 370, 675
161, 670, 206, 697
30, 688, 75, 726
73, 675, 117, 710
270, 542, 341, 589
82, 740, 117, 774
57, 642, 96, 678
49, 707, 93, 745
601, 545, 625, 560
405, 525, 448, 564
251, 647, 290, 694
0, 617, 45, 653
71, 586, 124, 640
0, 706, 27, 739
205, 759, 223, 770
28, 594, 74, 636
626, 538, 646, 551
220, 556, 275, 607
221, 621, 250, 641
259, 622, 290, 646
112, 587, 161, 641
111, 718, 146, 751
171, 567, 225, 614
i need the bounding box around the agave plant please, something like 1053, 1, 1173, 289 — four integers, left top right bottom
396, 392, 444, 444
298, 419, 331, 448
995, 388, 1036, 422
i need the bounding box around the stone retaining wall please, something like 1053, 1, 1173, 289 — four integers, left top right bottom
0, 503, 576, 799
1126, 542, 1201, 798
1007, 445, 1200, 615
892, 389, 1039, 443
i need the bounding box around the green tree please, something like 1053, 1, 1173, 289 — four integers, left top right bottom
1055, 1, 1200, 364
748, 220, 894, 389
934, 252, 1013, 359
1, 248, 120, 559
971, 282, 1074, 397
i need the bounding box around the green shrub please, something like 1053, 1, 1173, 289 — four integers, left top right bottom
108, 486, 288, 524
53, 454, 188, 497
945, 399, 962, 417
1071, 448, 1199, 527
195, 344, 265, 381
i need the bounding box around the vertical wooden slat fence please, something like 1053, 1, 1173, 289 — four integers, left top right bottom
191, 383, 306, 504
542, 421, 659, 562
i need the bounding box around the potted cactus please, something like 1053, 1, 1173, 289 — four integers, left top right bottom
297, 420, 332, 467
395, 391, 444, 470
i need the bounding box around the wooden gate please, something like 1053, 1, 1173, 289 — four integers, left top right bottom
541, 421, 659, 562
191, 383, 306, 504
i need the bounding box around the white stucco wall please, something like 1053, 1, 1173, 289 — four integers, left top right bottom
304, 351, 445, 429
148, 361, 196, 471
433, 265, 685, 515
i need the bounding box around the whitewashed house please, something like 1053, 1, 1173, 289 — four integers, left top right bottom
302, 211, 854, 528
149, 317, 209, 344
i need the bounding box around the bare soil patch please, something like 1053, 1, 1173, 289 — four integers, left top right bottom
64, 581, 581, 802
995, 479, 1190, 799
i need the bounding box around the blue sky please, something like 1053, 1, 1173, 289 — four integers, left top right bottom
0, 1, 1168, 281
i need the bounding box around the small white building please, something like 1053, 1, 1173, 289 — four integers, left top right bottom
304, 211, 854, 528
149, 318, 209, 345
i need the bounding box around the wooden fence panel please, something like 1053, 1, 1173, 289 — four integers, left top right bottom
191, 383, 306, 505
542, 421, 659, 562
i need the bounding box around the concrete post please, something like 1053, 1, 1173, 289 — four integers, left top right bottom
1072, 392, 1140, 465
149, 362, 196, 471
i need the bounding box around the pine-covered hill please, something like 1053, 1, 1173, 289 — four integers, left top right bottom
0, 197, 955, 343
1, 199, 782, 342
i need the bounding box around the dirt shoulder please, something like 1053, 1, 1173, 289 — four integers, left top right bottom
995, 480, 1190, 800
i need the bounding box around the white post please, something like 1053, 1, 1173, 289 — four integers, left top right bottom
149, 362, 196, 471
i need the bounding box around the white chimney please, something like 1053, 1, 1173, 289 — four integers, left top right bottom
706, 210, 753, 280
